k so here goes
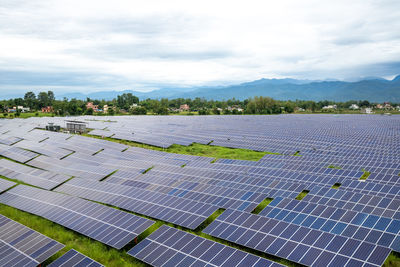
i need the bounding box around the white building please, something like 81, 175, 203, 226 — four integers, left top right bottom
322, 105, 337, 110
349, 104, 359, 110
362, 108, 373, 114
17, 106, 30, 112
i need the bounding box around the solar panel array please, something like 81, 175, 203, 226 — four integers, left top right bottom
0, 115, 399, 266
0, 185, 155, 249
0, 214, 64, 265
0, 145, 39, 163
128, 225, 284, 267
203, 209, 391, 266
0, 159, 70, 190
48, 249, 104, 267
0, 178, 15, 193
0, 240, 38, 267
55, 178, 219, 229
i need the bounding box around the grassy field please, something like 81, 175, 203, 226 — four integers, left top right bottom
84, 133, 277, 161
1, 112, 56, 119
38, 126, 276, 161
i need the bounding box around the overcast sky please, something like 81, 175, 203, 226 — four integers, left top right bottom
1, 0, 400, 95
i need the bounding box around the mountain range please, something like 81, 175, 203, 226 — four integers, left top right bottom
58, 75, 400, 102
3, 76, 400, 102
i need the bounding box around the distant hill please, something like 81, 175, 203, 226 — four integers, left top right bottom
3, 76, 400, 102
58, 75, 400, 102
174, 76, 400, 102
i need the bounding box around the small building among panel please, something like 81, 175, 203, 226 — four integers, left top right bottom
65, 120, 87, 134
46, 122, 61, 132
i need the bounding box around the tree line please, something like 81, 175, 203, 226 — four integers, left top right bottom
0, 91, 392, 116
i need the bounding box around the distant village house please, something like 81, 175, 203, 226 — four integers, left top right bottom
7, 106, 30, 113
41, 106, 54, 113
322, 105, 337, 110
349, 104, 359, 110
361, 108, 373, 114
227, 105, 244, 112
86, 102, 109, 113
180, 104, 190, 111
86, 102, 99, 112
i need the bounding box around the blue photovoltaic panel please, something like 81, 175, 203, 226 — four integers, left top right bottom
0, 185, 155, 249
0, 146, 39, 163
1, 115, 400, 265
0, 159, 70, 190
48, 249, 103, 267
0, 214, 64, 265
55, 178, 219, 229
203, 209, 392, 267
0, 240, 38, 267
128, 225, 285, 267
0, 178, 15, 192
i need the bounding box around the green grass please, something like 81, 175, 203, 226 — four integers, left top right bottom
293, 151, 302, 156
327, 165, 342, 169
195, 208, 226, 232
295, 190, 309, 200
360, 168, 371, 180
142, 166, 154, 174
1, 112, 56, 119
99, 170, 119, 182
83, 133, 276, 161
252, 198, 274, 214
384, 251, 400, 267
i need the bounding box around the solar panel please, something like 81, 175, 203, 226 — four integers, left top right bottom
0, 178, 15, 192
203, 209, 391, 266
2, 114, 400, 266
0, 146, 39, 163
48, 249, 103, 267
128, 225, 285, 267
0, 240, 38, 267
258, 196, 400, 252
0, 159, 70, 190
0, 185, 155, 249
55, 178, 219, 229
0, 214, 64, 265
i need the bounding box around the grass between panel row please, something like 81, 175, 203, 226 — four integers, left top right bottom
83, 133, 280, 161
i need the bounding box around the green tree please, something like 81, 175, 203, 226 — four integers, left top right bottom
37, 92, 49, 108
24, 92, 36, 109
116, 93, 139, 110
130, 106, 147, 115
85, 108, 94, 115
47, 91, 55, 105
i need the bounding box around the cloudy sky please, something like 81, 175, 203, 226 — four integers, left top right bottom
1, 0, 400, 96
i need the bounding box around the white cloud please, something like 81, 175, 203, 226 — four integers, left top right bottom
0, 0, 399, 94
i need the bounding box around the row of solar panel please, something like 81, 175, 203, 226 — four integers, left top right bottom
259, 197, 400, 251
0, 185, 155, 249
0, 214, 64, 265
55, 178, 219, 229
0, 214, 105, 267
203, 209, 391, 267
0, 159, 70, 190
128, 225, 284, 267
